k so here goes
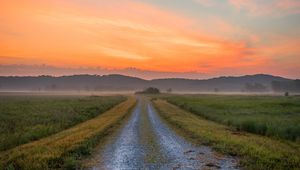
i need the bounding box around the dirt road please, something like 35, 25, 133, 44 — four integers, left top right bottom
88, 97, 238, 169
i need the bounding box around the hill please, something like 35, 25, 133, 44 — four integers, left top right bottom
0, 74, 295, 92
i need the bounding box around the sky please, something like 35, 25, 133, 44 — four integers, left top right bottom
0, 0, 300, 79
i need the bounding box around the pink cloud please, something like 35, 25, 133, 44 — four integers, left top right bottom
228, 0, 300, 16
192, 0, 300, 16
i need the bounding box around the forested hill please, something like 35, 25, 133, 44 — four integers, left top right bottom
0, 74, 298, 92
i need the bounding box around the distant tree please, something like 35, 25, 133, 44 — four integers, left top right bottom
285, 92, 289, 96
166, 88, 172, 93
136, 87, 160, 94
51, 84, 57, 91
272, 80, 300, 92
271, 81, 281, 92
214, 88, 219, 92
244, 83, 267, 92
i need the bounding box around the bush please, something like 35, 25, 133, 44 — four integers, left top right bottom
63, 157, 77, 170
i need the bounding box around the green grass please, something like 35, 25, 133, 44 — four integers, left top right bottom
0, 95, 126, 151
153, 99, 300, 169
164, 95, 300, 141
0, 97, 136, 170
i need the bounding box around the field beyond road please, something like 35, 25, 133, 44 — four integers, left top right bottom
164, 95, 300, 141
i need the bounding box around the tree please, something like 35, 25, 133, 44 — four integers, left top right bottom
50, 84, 57, 91
166, 88, 172, 93
244, 83, 267, 92
272, 80, 300, 92
135, 87, 160, 94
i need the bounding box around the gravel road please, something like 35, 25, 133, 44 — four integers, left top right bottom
88, 97, 238, 170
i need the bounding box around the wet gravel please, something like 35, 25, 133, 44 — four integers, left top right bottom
89, 98, 238, 170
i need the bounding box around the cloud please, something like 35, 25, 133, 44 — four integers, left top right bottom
0, 64, 210, 80
228, 0, 300, 16
188, 0, 300, 16
193, 0, 216, 7
0, 56, 24, 60
96, 46, 151, 60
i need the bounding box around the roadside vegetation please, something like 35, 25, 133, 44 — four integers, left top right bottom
0, 95, 126, 151
0, 97, 136, 170
153, 99, 300, 169
164, 95, 300, 141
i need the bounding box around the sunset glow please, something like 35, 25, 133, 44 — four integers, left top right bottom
1, 0, 300, 78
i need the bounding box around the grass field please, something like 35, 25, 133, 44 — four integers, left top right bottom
153, 99, 300, 169
164, 95, 300, 141
0, 95, 126, 151
0, 97, 136, 170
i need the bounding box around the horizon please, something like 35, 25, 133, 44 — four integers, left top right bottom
0, 71, 294, 81
1, 1, 300, 78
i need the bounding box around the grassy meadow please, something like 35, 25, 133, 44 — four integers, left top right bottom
164, 95, 300, 141
153, 99, 300, 169
0, 95, 126, 151
0, 97, 136, 170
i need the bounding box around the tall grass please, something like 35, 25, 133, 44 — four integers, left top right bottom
165, 95, 300, 141
0, 95, 126, 151
0, 97, 136, 170
153, 99, 300, 169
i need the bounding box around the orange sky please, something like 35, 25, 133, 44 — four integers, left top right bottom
0, 0, 299, 78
